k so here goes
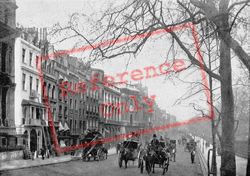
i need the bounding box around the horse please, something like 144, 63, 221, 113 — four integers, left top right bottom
97, 146, 108, 160
143, 146, 170, 175
119, 147, 137, 168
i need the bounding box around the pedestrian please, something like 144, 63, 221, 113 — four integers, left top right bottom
40, 147, 45, 160
191, 149, 195, 164
116, 142, 121, 154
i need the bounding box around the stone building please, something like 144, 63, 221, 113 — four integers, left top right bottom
101, 83, 122, 139
0, 0, 18, 148
14, 29, 48, 154
119, 84, 145, 135
86, 68, 103, 131
50, 55, 82, 146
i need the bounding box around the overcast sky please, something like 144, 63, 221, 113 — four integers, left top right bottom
16, 0, 211, 121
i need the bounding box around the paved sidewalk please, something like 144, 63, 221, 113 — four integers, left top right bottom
0, 155, 72, 171
0, 147, 117, 172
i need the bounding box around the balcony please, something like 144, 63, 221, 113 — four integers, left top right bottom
50, 97, 57, 103
0, 119, 14, 127
30, 90, 38, 99
24, 118, 42, 126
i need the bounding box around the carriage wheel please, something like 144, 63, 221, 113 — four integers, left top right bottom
82, 156, 86, 162
140, 160, 144, 174
82, 154, 88, 162
97, 149, 105, 161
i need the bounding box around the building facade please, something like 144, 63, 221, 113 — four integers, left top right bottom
0, 0, 18, 148
101, 84, 122, 139
14, 30, 47, 154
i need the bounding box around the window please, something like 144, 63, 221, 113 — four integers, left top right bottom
29, 52, 33, 66
74, 100, 77, 109
36, 79, 39, 92
36, 108, 40, 119
22, 48, 26, 63
31, 107, 34, 119
79, 121, 82, 131
52, 86, 55, 99
48, 84, 51, 98
43, 82, 47, 97
58, 89, 62, 100
53, 108, 56, 121
59, 105, 62, 115
35, 56, 39, 69
23, 107, 27, 124
64, 107, 67, 117
70, 119, 72, 131
4, 9, 8, 24
1, 43, 7, 72
29, 76, 33, 91
22, 73, 26, 90
70, 99, 73, 109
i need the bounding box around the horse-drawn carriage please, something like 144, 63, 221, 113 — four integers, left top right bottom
139, 141, 170, 175
81, 130, 107, 161
118, 140, 140, 168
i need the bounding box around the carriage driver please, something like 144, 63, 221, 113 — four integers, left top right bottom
150, 134, 166, 160
159, 136, 165, 142
151, 134, 160, 150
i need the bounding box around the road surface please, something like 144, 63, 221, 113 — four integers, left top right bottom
1, 145, 203, 176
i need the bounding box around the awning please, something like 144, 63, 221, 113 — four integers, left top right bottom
59, 74, 64, 80
64, 122, 70, 131
59, 122, 65, 131
104, 128, 110, 133
58, 74, 68, 82
59, 140, 66, 147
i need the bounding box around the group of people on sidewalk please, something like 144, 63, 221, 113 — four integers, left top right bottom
25, 144, 57, 161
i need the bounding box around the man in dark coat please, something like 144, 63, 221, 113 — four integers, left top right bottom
191, 149, 196, 163
40, 147, 45, 160
151, 134, 160, 151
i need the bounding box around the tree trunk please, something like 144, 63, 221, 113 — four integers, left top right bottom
219, 14, 236, 176
246, 71, 250, 176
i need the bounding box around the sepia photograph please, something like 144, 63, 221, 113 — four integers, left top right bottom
0, 0, 249, 175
